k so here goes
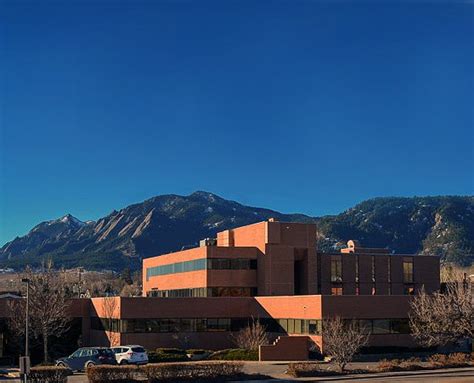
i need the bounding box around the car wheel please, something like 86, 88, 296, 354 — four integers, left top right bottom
56, 362, 66, 367
85, 361, 96, 369
120, 360, 128, 365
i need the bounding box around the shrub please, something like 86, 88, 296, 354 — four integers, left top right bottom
377, 359, 402, 372
86, 365, 140, 383
28, 366, 70, 383
156, 348, 187, 355
286, 362, 340, 378
427, 353, 471, 368
428, 354, 448, 367
287, 362, 319, 377
186, 349, 211, 355
208, 348, 258, 361
148, 348, 189, 363
144, 361, 243, 382
446, 353, 470, 367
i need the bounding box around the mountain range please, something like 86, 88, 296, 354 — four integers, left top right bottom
1, 192, 473, 271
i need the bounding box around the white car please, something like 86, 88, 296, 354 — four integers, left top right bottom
111, 345, 148, 365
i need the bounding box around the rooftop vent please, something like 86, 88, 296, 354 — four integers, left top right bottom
200, 238, 217, 247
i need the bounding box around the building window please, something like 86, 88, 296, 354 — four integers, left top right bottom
373, 320, 391, 334
358, 320, 372, 334
308, 320, 321, 335
147, 287, 258, 298
91, 317, 408, 336
331, 255, 342, 282
331, 286, 343, 296
146, 258, 257, 280
387, 258, 391, 283
208, 258, 257, 270
355, 256, 359, 282
403, 257, 414, 283
391, 319, 410, 334
209, 287, 257, 297
403, 285, 414, 295
371, 256, 376, 282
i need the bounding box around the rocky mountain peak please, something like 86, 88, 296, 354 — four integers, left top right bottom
0, 194, 472, 270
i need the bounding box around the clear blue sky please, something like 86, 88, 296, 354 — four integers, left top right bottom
0, 0, 473, 245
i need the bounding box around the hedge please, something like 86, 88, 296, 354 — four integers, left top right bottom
148, 348, 189, 363
144, 361, 244, 382
86, 362, 244, 383
27, 366, 70, 383
209, 349, 258, 361
87, 365, 140, 383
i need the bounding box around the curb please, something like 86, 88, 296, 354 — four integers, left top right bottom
294, 366, 474, 381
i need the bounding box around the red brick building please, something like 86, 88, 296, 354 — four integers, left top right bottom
0, 219, 440, 357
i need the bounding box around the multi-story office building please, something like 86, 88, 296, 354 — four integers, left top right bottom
0, 219, 440, 359
143, 220, 439, 298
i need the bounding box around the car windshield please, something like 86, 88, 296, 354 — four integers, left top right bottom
98, 349, 114, 356
131, 347, 145, 353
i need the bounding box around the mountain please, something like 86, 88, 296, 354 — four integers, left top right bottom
317, 196, 474, 266
1, 192, 473, 270
0, 191, 313, 270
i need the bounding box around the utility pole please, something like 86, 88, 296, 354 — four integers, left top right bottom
20, 278, 30, 383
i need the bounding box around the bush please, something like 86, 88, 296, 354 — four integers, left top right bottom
286, 362, 340, 378
144, 361, 243, 382
186, 349, 211, 355
28, 366, 70, 383
86, 365, 140, 383
427, 353, 471, 368
287, 362, 319, 377
156, 348, 187, 355
209, 349, 258, 361
447, 353, 470, 367
377, 359, 402, 372
148, 348, 189, 363
428, 354, 449, 367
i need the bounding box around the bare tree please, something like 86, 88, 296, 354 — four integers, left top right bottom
440, 263, 468, 283
233, 318, 268, 351
409, 283, 473, 347
120, 283, 141, 297
8, 261, 71, 363
101, 296, 120, 347
322, 317, 369, 372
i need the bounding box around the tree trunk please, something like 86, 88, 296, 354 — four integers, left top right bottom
43, 328, 48, 363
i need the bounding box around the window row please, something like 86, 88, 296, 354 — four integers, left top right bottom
90, 317, 322, 334
146, 258, 257, 279
146, 287, 258, 298
91, 317, 411, 335
330, 256, 414, 284
330, 283, 416, 295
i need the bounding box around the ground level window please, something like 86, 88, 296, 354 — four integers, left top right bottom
404, 285, 414, 295
331, 285, 343, 295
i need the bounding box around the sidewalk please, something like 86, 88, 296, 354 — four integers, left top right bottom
238, 362, 474, 382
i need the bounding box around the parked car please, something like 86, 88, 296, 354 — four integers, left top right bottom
111, 345, 148, 365
55, 347, 117, 371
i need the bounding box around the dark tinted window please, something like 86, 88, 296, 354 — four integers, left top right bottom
131, 347, 145, 353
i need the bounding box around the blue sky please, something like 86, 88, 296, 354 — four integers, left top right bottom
0, 0, 473, 245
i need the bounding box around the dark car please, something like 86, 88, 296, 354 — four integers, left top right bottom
55, 347, 117, 371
